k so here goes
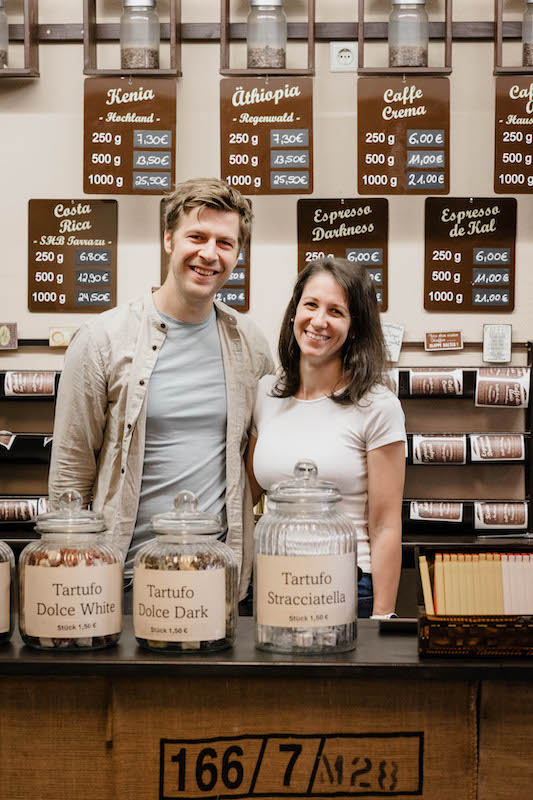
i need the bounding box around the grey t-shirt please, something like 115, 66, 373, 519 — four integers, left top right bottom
125, 309, 227, 575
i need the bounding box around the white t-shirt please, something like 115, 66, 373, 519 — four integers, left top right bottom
252, 375, 406, 573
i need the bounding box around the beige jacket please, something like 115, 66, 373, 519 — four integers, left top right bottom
49, 291, 273, 599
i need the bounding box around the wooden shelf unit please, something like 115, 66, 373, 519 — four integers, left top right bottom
220, 0, 315, 76
0, 0, 39, 78
399, 342, 533, 542
494, 0, 533, 75
357, 0, 453, 76
83, 0, 181, 77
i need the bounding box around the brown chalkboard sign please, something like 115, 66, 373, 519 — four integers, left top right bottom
424, 198, 516, 313
28, 199, 117, 313
495, 77, 533, 194
159, 200, 251, 313
84, 77, 176, 195
358, 77, 450, 195
220, 78, 313, 195
297, 198, 388, 311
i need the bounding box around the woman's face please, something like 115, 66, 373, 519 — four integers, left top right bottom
293, 271, 351, 366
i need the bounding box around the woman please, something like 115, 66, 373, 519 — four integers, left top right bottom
246, 257, 406, 618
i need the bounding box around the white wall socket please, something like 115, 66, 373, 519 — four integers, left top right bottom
329, 42, 358, 72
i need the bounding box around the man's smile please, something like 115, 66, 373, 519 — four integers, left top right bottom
190, 265, 218, 277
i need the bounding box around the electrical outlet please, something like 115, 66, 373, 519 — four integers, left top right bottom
329, 42, 358, 72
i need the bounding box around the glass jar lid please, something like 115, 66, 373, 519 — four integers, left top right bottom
35, 490, 106, 534
123, 0, 156, 7
268, 460, 341, 505
152, 490, 222, 535
392, 0, 425, 4
250, 0, 284, 6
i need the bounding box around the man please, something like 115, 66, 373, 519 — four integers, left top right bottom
49, 178, 273, 599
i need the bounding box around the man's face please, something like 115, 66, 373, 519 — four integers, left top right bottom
164, 206, 241, 310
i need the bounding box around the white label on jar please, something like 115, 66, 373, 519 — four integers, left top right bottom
4, 371, 56, 396
133, 566, 226, 642
0, 561, 10, 634
470, 434, 524, 462
24, 564, 122, 638
256, 553, 356, 628
474, 501, 528, 530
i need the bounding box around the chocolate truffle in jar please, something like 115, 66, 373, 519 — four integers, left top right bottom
133, 491, 237, 652
19, 490, 123, 650
0, 540, 15, 644
254, 460, 358, 654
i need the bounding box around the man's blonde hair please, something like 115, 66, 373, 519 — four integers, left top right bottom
164, 177, 253, 249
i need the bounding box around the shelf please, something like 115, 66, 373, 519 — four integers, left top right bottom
0, 434, 52, 464
220, 0, 315, 76
358, 67, 452, 76
0, 0, 39, 79
405, 433, 528, 465
358, 0, 453, 75
402, 499, 530, 537
494, 0, 533, 75
83, 0, 181, 77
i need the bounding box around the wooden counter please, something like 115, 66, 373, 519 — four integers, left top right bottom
0, 619, 531, 800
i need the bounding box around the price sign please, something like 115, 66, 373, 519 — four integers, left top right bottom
358, 78, 449, 195
160, 733, 422, 799
220, 78, 313, 195
160, 201, 251, 313
28, 199, 117, 313
297, 199, 388, 311
84, 77, 176, 195
424, 198, 516, 312
495, 77, 533, 193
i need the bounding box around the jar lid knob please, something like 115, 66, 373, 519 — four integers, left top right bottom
58, 489, 83, 514
174, 490, 198, 514
293, 459, 318, 482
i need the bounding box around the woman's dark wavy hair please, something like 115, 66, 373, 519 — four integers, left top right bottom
272, 257, 390, 406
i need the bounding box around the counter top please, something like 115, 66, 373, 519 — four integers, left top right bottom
1, 617, 532, 679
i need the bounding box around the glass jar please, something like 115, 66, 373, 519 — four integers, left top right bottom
120, 0, 160, 70
389, 0, 429, 68
0, 540, 15, 644
19, 490, 123, 650
0, 0, 7, 69
524, 0, 533, 67
254, 460, 358, 654
133, 490, 238, 652
247, 0, 287, 70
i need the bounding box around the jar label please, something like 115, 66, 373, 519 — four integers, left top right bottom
23, 564, 122, 638
256, 553, 356, 628
0, 561, 10, 634
133, 566, 226, 642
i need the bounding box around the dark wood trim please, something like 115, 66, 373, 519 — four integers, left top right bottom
5, 21, 530, 45
0, 0, 39, 78
358, 0, 453, 75
358, 66, 452, 76
220, 0, 315, 76
220, 67, 315, 77
25, 0, 39, 74
400, 341, 529, 351
493, 0, 533, 74
82, 0, 182, 77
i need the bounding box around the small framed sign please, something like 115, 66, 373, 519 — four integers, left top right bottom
482, 323, 512, 363
424, 330, 463, 351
